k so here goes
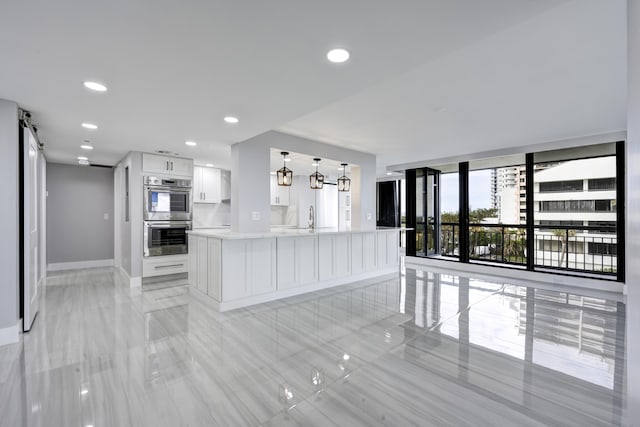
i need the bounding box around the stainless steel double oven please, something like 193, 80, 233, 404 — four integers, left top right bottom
143, 176, 192, 257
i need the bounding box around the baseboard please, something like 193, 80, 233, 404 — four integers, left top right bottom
0, 322, 20, 347
47, 259, 114, 272
119, 266, 142, 288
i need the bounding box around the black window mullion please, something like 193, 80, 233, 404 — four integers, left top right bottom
406, 169, 417, 257
616, 141, 625, 282
459, 162, 469, 263
526, 153, 535, 271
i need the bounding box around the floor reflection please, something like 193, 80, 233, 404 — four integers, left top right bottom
0, 265, 626, 426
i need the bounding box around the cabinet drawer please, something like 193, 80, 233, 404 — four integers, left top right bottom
143, 255, 188, 277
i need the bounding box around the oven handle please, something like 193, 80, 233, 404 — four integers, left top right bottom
145, 186, 192, 192
145, 222, 192, 229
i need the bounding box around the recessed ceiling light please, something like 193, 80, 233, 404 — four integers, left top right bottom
224, 116, 239, 124
283, 157, 291, 162
78, 160, 90, 166
311, 162, 319, 167
82, 123, 97, 130
387, 172, 393, 176
205, 163, 214, 167
185, 141, 197, 146
327, 48, 350, 63
83, 81, 107, 92
80, 144, 93, 150
270, 172, 276, 176
78, 156, 88, 161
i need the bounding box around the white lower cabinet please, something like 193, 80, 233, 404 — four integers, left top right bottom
187, 235, 211, 294
351, 233, 364, 275
363, 232, 378, 272
376, 231, 400, 269
143, 254, 188, 278
221, 238, 276, 300
277, 237, 297, 290
220, 240, 249, 301
208, 238, 222, 300
319, 234, 351, 281
277, 235, 318, 290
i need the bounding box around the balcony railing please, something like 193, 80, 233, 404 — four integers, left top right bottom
437, 222, 617, 276
534, 225, 617, 274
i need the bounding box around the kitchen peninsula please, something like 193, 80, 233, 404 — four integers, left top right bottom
188, 227, 402, 311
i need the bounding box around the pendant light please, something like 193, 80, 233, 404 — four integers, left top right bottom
338, 163, 351, 192
277, 152, 293, 186
310, 158, 324, 189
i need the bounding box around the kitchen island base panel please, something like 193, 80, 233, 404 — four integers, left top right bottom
209, 267, 399, 312
187, 229, 402, 311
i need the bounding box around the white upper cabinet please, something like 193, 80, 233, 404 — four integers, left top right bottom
270, 175, 290, 206
220, 170, 231, 200
142, 153, 193, 177
194, 166, 221, 204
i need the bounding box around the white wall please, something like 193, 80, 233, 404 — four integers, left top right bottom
0, 99, 19, 339
114, 152, 143, 282
193, 202, 231, 228
626, 0, 640, 424
231, 131, 376, 232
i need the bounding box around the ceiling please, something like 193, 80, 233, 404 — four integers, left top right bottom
0, 0, 625, 176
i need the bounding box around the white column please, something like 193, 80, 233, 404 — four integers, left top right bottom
230, 140, 271, 233
626, 0, 640, 423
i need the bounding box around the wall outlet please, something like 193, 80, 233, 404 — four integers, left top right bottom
367, 213, 372, 220
251, 211, 261, 221
103, 213, 109, 220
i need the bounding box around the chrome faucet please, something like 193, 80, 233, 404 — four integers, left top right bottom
308, 205, 315, 229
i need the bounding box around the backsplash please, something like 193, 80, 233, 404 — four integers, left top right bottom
193, 202, 231, 228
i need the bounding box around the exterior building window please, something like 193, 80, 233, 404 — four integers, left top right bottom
539, 180, 583, 193
588, 178, 616, 191
539, 200, 615, 212
588, 242, 617, 256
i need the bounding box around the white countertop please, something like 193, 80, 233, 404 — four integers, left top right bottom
188, 227, 408, 240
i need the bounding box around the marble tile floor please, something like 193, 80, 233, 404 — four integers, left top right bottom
0, 265, 626, 426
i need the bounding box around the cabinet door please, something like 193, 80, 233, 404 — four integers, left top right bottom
351, 234, 364, 275
364, 232, 377, 272
143, 153, 170, 175
270, 175, 278, 205
334, 234, 351, 278
277, 237, 297, 290
221, 240, 250, 300
220, 170, 231, 200
249, 238, 276, 295
193, 167, 203, 202
196, 236, 208, 293
277, 185, 290, 206
318, 235, 334, 281
297, 236, 318, 286
202, 168, 221, 203
386, 232, 399, 266
169, 157, 193, 177
208, 238, 222, 300
188, 235, 198, 286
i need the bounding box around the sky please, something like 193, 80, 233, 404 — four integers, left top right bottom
399, 169, 492, 215
440, 170, 492, 213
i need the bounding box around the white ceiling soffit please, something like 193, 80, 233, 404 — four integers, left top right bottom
0, 0, 564, 169
278, 0, 627, 176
